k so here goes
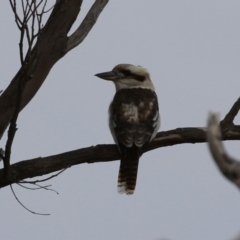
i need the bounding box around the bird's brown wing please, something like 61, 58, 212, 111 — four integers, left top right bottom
109, 88, 160, 153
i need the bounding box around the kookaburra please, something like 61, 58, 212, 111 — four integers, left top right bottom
95, 64, 160, 195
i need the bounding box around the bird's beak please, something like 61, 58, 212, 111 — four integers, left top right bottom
95, 71, 122, 81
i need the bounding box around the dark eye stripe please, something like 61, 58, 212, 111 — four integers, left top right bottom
131, 74, 145, 82
121, 70, 131, 76
120, 70, 145, 82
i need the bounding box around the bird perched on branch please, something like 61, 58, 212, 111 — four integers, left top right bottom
95, 64, 160, 195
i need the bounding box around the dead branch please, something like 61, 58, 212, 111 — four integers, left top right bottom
17, 182, 59, 194
207, 100, 240, 189
66, 0, 109, 53
19, 169, 66, 184
5, 0, 45, 173
0, 0, 108, 141
9, 0, 46, 64
10, 184, 50, 215
0, 97, 239, 189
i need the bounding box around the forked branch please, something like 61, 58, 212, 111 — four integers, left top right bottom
1, 0, 108, 174
9, 0, 49, 64
66, 0, 109, 53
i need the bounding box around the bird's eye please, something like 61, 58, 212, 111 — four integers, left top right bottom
121, 70, 131, 77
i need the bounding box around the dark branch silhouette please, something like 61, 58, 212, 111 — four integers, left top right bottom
10, 184, 50, 216
0, 0, 108, 173
0, 97, 239, 188
0, 0, 110, 140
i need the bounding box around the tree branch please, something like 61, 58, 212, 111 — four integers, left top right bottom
3, 70, 26, 175
0, 97, 239, 188
207, 113, 240, 189
0, 0, 108, 140
0, 0, 84, 140
66, 0, 109, 53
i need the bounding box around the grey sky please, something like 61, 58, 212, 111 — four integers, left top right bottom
1, 1, 240, 240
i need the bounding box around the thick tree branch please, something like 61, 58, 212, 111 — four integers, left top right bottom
0, 0, 82, 173
207, 113, 240, 189
0, 0, 109, 140
66, 0, 109, 53
3, 70, 27, 174
0, 100, 240, 189
0, 129, 237, 189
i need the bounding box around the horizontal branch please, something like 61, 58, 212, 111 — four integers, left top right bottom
0, 98, 239, 188
0, 121, 239, 188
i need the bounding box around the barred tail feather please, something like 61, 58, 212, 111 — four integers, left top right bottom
117, 146, 140, 195
117, 160, 126, 194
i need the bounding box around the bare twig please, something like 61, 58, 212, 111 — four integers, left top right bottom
0, 1, 83, 142
35, 0, 44, 33
10, 184, 50, 215
19, 22, 25, 65
19, 169, 66, 184
18, 182, 51, 190
221, 97, 240, 125
66, 0, 109, 53
9, 0, 49, 64
41, 1, 53, 14
17, 182, 59, 194
4, 0, 52, 174
9, 0, 22, 29
207, 113, 240, 189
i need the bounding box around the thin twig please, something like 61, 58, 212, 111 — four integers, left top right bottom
21, 0, 26, 16
9, 0, 50, 64
9, 0, 23, 29
221, 97, 240, 124
17, 182, 51, 190
36, 0, 49, 31
30, 1, 37, 45
10, 184, 50, 216
19, 25, 25, 65
5, 0, 51, 173
19, 168, 66, 184
25, 0, 36, 22
41, 1, 54, 14
17, 182, 59, 194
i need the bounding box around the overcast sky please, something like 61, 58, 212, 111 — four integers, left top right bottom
1, 1, 240, 240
